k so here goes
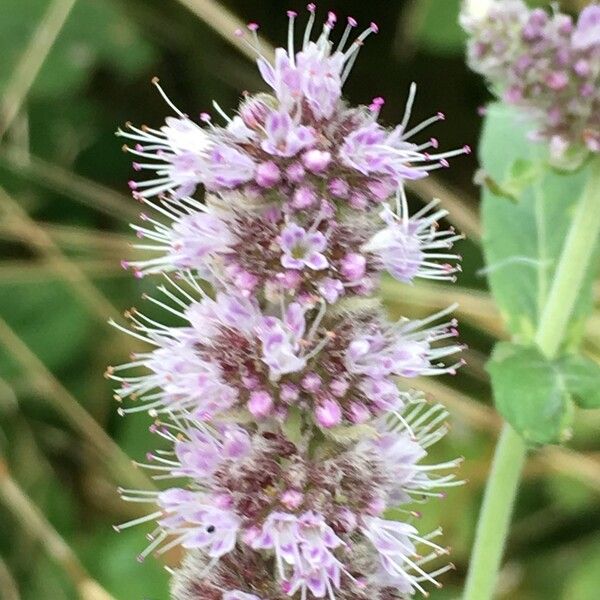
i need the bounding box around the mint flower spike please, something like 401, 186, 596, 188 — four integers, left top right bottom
461, 0, 600, 166
112, 6, 467, 599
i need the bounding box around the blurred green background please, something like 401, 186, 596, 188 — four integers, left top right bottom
0, 1, 598, 599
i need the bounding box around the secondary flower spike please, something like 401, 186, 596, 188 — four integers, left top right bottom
110, 6, 466, 600
461, 0, 600, 165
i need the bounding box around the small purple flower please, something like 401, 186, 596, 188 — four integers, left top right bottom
157, 489, 241, 558
348, 401, 371, 424
250, 512, 300, 571
281, 489, 304, 510
296, 44, 345, 120
359, 377, 403, 412
118, 116, 210, 198
361, 517, 420, 587
340, 252, 366, 282
364, 203, 461, 283
328, 177, 349, 198
315, 398, 342, 428
262, 111, 315, 157
257, 48, 302, 110
248, 390, 274, 419
170, 211, 235, 270
318, 277, 344, 303
279, 223, 328, 271
251, 510, 343, 595
255, 160, 281, 187
205, 144, 255, 190
173, 428, 222, 479
222, 426, 252, 459
292, 185, 317, 209
302, 149, 332, 173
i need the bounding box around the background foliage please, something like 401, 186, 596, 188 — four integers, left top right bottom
0, 1, 598, 599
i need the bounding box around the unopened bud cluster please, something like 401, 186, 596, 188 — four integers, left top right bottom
110, 6, 465, 599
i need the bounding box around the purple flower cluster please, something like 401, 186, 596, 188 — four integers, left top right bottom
461, 1, 600, 164
111, 6, 465, 600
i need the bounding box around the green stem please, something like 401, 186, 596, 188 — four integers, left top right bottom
463, 156, 600, 600
534, 159, 600, 359
463, 423, 526, 600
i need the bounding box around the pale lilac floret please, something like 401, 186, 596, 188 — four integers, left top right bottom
118, 116, 211, 198
113, 339, 238, 419
358, 377, 404, 412
339, 122, 428, 183
173, 428, 222, 479
346, 309, 462, 381
279, 223, 328, 270
262, 111, 315, 157
370, 433, 428, 505
256, 15, 378, 120
213, 293, 261, 334
340, 252, 366, 282
251, 510, 343, 597
249, 512, 301, 572
157, 488, 241, 558
204, 144, 256, 190
169, 212, 235, 270
318, 277, 344, 303
223, 592, 262, 600
173, 425, 251, 480
248, 390, 275, 418
257, 48, 303, 111
296, 43, 345, 120
287, 558, 342, 599
572, 5, 600, 50
258, 303, 307, 379
221, 425, 253, 459
185, 293, 260, 340
361, 517, 423, 593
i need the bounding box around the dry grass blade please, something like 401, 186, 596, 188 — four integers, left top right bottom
0, 187, 122, 322
0, 146, 139, 221
0, 317, 153, 491
538, 447, 600, 494
0, 555, 20, 600
0, 260, 126, 282
35, 223, 132, 252
0, 460, 117, 600
0, 221, 132, 255
174, 0, 275, 62
406, 176, 481, 241
0, 0, 77, 139
381, 278, 506, 338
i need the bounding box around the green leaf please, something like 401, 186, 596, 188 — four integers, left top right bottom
1, 0, 155, 99
0, 281, 91, 376
479, 104, 599, 344
562, 540, 600, 600
487, 342, 574, 445
557, 354, 600, 409
417, 0, 466, 55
